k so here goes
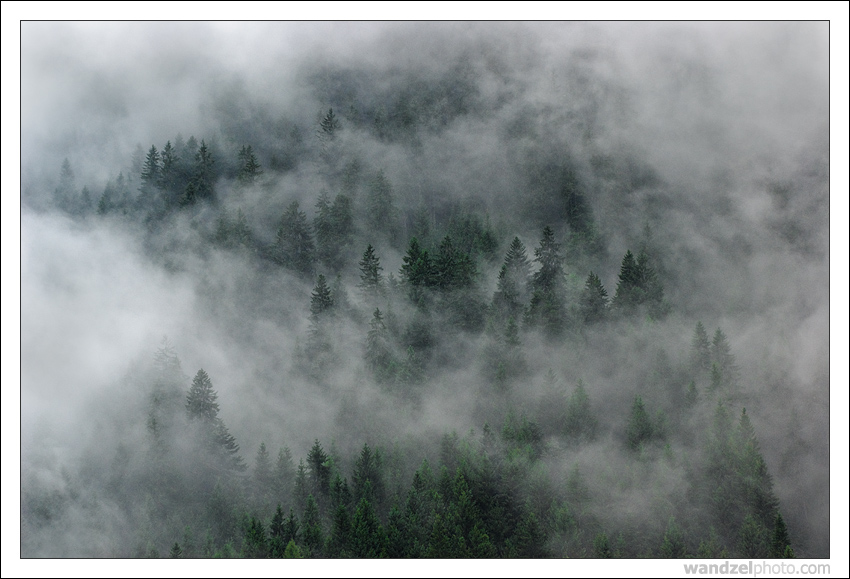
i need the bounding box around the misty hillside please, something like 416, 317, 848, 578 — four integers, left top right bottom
20, 22, 829, 559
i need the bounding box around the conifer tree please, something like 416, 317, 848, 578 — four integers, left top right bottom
769, 512, 792, 558
274, 201, 315, 275
358, 244, 384, 298
237, 145, 262, 185
711, 328, 738, 388
254, 442, 273, 500
306, 440, 331, 498
691, 321, 712, 372
366, 170, 399, 242
526, 226, 566, 335
351, 494, 386, 557
492, 236, 531, 321
626, 395, 654, 451
302, 494, 324, 554
579, 271, 609, 324
564, 380, 598, 442
319, 108, 340, 139
140, 145, 161, 193
366, 308, 393, 383
310, 275, 335, 322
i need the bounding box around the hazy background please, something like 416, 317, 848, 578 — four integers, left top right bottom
6, 12, 848, 570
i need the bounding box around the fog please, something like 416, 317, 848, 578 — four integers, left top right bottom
13, 20, 839, 562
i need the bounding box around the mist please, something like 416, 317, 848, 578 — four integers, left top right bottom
16, 21, 834, 561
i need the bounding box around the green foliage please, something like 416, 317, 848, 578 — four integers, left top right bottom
352, 496, 386, 557
770, 512, 792, 558
691, 321, 712, 372
626, 396, 654, 451
358, 244, 384, 298
492, 236, 531, 322
302, 494, 324, 554
526, 226, 567, 336
612, 249, 668, 319
579, 272, 609, 325
593, 532, 612, 558
306, 440, 332, 498
274, 201, 315, 275
169, 541, 182, 558
564, 380, 598, 442
236, 145, 262, 185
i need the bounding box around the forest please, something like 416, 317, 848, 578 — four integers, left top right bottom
19, 22, 830, 560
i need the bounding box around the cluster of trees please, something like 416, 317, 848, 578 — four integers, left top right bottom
117, 327, 795, 559
28, 94, 800, 559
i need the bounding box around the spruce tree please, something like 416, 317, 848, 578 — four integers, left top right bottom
274, 201, 315, 275
237, 145, 262, 185
579, 271, 609, 324
358, 244, 384, 298
492, 236, 531, 321
626, 396, 654, 451
691, 321, 712, 372
769, 512, 792, 558
526, 226, 566, 335
140, 145, 161, 193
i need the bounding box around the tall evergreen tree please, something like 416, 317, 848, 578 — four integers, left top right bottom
626, 396, 654, 451
274, 201, 315, 275
579, 272, 609, 325
434, 235, 476, 291
319, 108, 341, 139
306, 439, 331, 498
711, 328, 738, 388
492, 236, 531, 321
139, 145, 161, 193
691, 321, 712, 372
358, 244, 384, 298
366, 170, 399, 242
769, 512, 793, 558
310, 274, 335, 322
526, 226, 566, 335
185, 369, 220, 422
237, 145, 262, 185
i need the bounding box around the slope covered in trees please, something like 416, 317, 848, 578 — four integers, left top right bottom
19, 22, 829, 560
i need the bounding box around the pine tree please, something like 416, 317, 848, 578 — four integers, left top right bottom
158, 140, 177, 194
564, 380, 598, 442
492, 236, 531, 321
769, 512, 792, 558
352, 444, 385, 507
351, 495, 386, 557
626, 396, 654, 451
186, 369, 220, 422
691, 321, 712, 372
526, 226, 566, 336
366, 309, 393, 383
319, 108, 341, 139
273, 447, 296, 504
366, 170, 399, 242
310, 274, 335, 322
593, 532, 612, 558
254, 442, 272, 501
302, 494, 324, 554
326, 502, 353, 557
140, 145, 161, 192
358, 244, 384, 298
237, 145, 262, 185
181, 139, 215, 205
274, 201, 315, 275
306, 440, 331, 498
434, 235, 475, 291
579, 271, 609, 325
711, 328, 738, 388
169, 542, 182, 558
